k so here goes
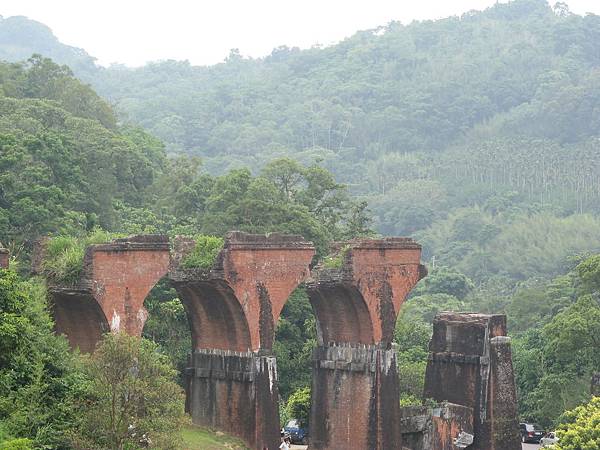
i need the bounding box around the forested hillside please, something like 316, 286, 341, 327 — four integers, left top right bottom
1, 0, 599, 445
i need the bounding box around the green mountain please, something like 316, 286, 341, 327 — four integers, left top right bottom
3, 0, 600, 278
0, 15, 97, 78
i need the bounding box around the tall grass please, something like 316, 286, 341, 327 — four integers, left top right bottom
43, 229, 124, 285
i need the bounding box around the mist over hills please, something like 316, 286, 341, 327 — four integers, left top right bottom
2, 0, 600, 264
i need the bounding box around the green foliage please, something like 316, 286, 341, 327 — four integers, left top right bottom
418, 208, 600, 283
554, 397, 600, 450
283, 387, 311, 428
413, 266, 474, 300
42, 229, 123, 285
511, 262, 600, 427
0, 271, 84, 448
0, 439, 33, 450
394, 307, 432, 400
72, 333, 186, 450
180, 235, 224, 269
0, 58, 165, 244
142, 280, 191, 385
321, 244, 350, 269
274, 289, 316, 400
576, 254, 600, 293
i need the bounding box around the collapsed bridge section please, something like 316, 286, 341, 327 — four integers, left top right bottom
423, 312, 521, 450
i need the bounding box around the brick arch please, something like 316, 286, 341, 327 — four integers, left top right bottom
177, 280, 252, 352
45, 235, 172, 352
308, 284, 374, 345
51, 289, 110, 353
171, 232, 315, 352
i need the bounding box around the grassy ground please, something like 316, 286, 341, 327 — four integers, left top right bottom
180, 425, 249, 450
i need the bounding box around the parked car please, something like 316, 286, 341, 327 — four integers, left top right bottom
520, 423, 545, 443
284, 419, 308, 445
541, 431, 559, 447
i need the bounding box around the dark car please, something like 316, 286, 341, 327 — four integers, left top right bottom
284, 419, 308, 445
520, 423, 545, 443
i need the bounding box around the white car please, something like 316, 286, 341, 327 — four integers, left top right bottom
540, 432, 559, 447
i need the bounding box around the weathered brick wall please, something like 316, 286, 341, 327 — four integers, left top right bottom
0, 248, 8, 269
48, 235, 171, 352
310, 344, 400, 450
307, 238, 425, 450
171, 232, 315, 352
423, 313, 521, 450
172, 232, 315, 450
399, 403, 474, 450
185, 349, 279, 449
308, 238, 425, 346
90, 235, 171, 336
51, 288, 109, 353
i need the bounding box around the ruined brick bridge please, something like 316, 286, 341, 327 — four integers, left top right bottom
31, 232, 521, 450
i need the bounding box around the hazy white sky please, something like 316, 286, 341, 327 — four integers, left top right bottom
2, 0, 599, 67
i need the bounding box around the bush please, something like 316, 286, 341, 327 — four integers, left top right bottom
0, 271, 83, 449
555, 396, 600, 450
321, 245, 350, 269
181, 235, 224, 269
283, 387, 311, 428
0, 439, 33, 450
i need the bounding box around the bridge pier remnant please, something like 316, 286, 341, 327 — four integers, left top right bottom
423, 312, 521, 450
307, 238, 426, 450
0, 247, 8, 269
46, 235, 171, 352
170, 232, 315, 450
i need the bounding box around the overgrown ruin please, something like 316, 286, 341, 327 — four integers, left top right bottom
0, 247, 8, 269
38, 232, 521, 450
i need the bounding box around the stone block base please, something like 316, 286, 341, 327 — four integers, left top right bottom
185, 349, 279, 450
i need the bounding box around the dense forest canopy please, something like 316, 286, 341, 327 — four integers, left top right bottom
0, 0, 599, 447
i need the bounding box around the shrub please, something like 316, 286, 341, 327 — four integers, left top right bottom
321, 244, 350, 269
555, 396, 600, 450
72, 333, 187, 450
0, 438, 33, 450
284, 387, 311, 428
181, 235, 224, 269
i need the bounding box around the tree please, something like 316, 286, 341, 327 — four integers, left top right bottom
554, 396, 600, 450
0, 271, 82, 448
577, 254, 600, 293
413, 266, 474, 300
72, 333, 186, 450
284, 387, 311, 428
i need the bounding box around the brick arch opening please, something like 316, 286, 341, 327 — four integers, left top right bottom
177, 280, 252, 352
308, 284, 375, 345
51, 290, 110, 353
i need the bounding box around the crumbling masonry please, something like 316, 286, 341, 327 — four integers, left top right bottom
0, 247, 9, 269
41, 233, 521, 449
420, 313, 521, 450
